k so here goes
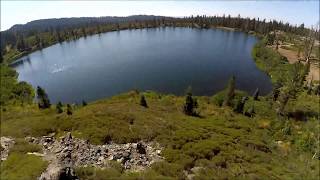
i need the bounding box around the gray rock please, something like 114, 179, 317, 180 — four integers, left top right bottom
1, 137, 15, 161
25, 132, 164, 179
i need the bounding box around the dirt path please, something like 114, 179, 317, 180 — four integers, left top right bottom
277, 47, 319, 82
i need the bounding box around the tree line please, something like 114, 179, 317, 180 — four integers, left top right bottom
1, 14, 318, 64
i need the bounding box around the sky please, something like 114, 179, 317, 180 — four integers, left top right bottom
1, 1, 319, 31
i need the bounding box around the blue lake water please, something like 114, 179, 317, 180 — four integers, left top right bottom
12, 27, 272, 103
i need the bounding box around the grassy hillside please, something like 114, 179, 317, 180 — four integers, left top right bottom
1, 88, 319, 179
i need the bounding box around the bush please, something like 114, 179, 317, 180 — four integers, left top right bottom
281, 121, 292, 135
151, 162, 185, 179
182, 140, 221, 160
75, 166, 121, 180
212, 91, 225, 106
37, 86, 51, 109
296, 132, 316, 152
67, 104, 73, 115
0, 65, 34, 105
56, 101, 63, 113
11, 139, 42, 154
140, 95, 148, 108
212, 90, 247, 107
12, 81, 34, 103
183, 89, 198, 116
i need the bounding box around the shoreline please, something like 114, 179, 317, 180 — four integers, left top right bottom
4, 25, 255, 64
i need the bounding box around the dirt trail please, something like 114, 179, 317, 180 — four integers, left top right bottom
277, 47, 319, 82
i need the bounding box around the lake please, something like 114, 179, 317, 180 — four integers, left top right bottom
12, 27, 272, 103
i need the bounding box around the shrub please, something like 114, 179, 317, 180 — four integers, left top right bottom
12, 81, 34, 103
182, 140, 221, 160
223, 76, 235, 107
56, 101, 63, 113
281, 121, 292, 135
296, 132, 316, 152
36, 86, 51, 109
140, 94, 148, 108
75, 166, 121, 180
67, 104, 73, 115
151, 162, 185, 179
183, 88, 198, 116
212, 91, 225, 106
11, 139, 42, 154
212, 90, 247, 107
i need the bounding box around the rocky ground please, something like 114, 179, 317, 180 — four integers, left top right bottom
0, 136, 15, 161
1, 133, 163, 180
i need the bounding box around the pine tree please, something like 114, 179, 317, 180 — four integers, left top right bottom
56, 101, 63, 113
253, 88, 259, 100
223, 76, 235, 106
140, 95, 148, 108
67, 104, 73, 115
37, 86, 51, 109
234, 96, 248, 113
183, 87, 198, 116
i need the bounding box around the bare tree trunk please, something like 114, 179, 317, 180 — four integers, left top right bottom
306, 34, 315, 63
304, 28, 316, 63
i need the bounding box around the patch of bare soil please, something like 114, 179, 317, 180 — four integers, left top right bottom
275, 46, 319, 82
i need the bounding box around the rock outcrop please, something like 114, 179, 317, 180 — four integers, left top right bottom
1, 136, 15, 161
25, 132, 163, 180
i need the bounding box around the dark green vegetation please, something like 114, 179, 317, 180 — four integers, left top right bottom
56, 101, 63, 113
1, 88, 319, 179
183, 87, 198, 116
139, 94, 148, 108
1, 15, 317, 64
67, 104, 73, 115
0, 65, 34, 106
252, 37, 313, 116
1, 15, 319, 179
36, 86, 51, 109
